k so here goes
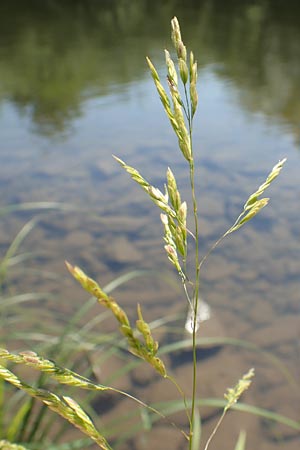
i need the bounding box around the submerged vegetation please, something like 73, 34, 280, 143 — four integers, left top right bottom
0, 15, 298, 450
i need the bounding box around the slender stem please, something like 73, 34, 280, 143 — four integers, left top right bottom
203, 409, 226, 450
198, 234, 225, 272
197, 211, 245, 272
166, 375, 191, 430
183, 279, 193, 310
184, 85, 192, 130
188, 149, 200, 449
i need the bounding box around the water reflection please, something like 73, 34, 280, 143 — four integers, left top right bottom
0, 0, 299, 141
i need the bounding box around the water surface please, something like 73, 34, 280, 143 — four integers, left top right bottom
0, 1, 299, 449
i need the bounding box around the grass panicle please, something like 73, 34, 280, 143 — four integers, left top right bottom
114, 16, 286, 450
224, 368, 255, 412
225, 158, 286, 236
0, 363, 111, 449
203, 369, 255, 450
0, 16, 291, 450
65, 262, 167, 377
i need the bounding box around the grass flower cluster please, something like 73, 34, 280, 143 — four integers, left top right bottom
0, 17, 295, 450
65, 262, 166, 377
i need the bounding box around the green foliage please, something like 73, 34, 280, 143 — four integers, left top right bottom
0, 441, 28, 450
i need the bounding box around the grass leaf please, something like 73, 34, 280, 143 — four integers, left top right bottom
234, 430, 247, 450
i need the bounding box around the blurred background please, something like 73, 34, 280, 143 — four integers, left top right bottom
0, 1, 299, 449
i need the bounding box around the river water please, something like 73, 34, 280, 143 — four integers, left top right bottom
0, 1, 299, 449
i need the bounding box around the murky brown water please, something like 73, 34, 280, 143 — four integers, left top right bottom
0, 1, 299, 449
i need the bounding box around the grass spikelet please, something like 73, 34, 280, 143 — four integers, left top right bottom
245, 158, 286, 209
178, 58, 189, 85
0, 347, 172, 430
146, 57, 179, 131
114, 158, 188, 277
203, 369, 255, 450
112, 156, 150, 190
113, 157, 176, 217
65, 264, 167, 377
225, 159, 286, 235
146, 55, 192, 161
0, 349, 108, 390
189, 51, 198, 117
161, 210, 186, 276
65, 261, 109, 303
166, 167, 181, 211
149, 18, 193, 163
171, 17, 187, 61
224, 368, 255, 411
0, 364, 111, 449
199, 159, 287, 271
172, 102, 192, 161
39, 390, 111, 449
230, 198, 269, 232
165, 50, 178, 88
136, 304, 158, 354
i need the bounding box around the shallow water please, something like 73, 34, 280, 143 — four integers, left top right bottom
0, 1, 299, 449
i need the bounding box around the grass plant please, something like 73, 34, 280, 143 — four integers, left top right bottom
0, 17, 297, 450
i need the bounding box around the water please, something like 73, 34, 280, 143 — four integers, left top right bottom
0, 1, 299, 449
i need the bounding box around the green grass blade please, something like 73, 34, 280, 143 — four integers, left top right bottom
154, 398, 300, 431
104, 394, 299, 444
0, 293, 54, 310
6, 400, 32, 442
0, 202, 74, 218
191, 408, 201, 450
108, 396, 299, 439
0, 219, 37, 286
234, 430, 246, 450
103, 270, 152, 293
5, 253, 33, 268
159, 337, 298, 390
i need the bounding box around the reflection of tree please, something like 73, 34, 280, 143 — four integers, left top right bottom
0, 0, 179, 135
190, 0, 300, 145
0, 0, 299, 142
